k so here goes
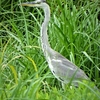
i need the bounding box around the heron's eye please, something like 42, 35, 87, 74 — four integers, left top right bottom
37, 2, 41, 4
32, 0, 46, 4
42, 0, 46, 2
31, 2, 41, 4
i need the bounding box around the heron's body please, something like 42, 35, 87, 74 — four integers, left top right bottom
21, 0, 89, 86
44, 46, 88, 86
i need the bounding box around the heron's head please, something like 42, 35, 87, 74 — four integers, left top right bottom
21, 0, 46, 8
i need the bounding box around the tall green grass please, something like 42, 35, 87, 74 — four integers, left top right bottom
0, 0, 100, 99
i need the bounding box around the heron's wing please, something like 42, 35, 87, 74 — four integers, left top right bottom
50, 51, 88, 81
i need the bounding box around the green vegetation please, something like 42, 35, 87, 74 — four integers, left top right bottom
0, 0, 100, 99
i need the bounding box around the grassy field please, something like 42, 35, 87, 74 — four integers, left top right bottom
0, 0, 100, 99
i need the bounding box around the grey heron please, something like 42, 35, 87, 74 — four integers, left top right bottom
21, 0, 89, 87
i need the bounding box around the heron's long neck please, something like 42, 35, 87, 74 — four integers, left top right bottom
41, 5, 50, 54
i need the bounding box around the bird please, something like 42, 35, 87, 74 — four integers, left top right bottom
21, 0, 89, 87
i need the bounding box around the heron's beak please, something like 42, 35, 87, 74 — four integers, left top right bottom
21, 1, 40, 7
